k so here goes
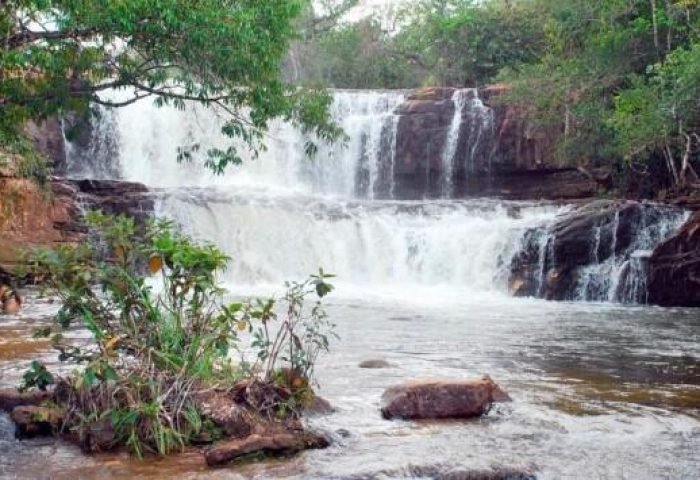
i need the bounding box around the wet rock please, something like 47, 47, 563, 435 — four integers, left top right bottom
648, 210, 700, 307
303, 394, 334, 415
10, 405, 63, 438
341, 463, 538, 480
194, 389, 253, 438
0, 286, 21, 314
359, 359, 394, 369
391, 85, 602, 201
0, 388, 52, 412
73, 179, 154, 225
381, 376, 511, 420
204, 431, 329, 466
509, 200, 687, 301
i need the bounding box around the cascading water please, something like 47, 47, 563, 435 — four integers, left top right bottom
63, 89, 686, 303
440, 90, 469, 198
573, 205, 689, 303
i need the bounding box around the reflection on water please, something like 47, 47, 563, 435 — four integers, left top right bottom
1, 292, 699, 479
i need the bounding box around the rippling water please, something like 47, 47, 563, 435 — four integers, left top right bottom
1, 292, 698, 479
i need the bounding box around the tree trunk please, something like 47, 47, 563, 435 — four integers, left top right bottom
664, 141, 681, 187
650, 0, 661, 58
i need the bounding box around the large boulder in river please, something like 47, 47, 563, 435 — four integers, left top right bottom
381, 376, 511, 420
647, 210, 700, 307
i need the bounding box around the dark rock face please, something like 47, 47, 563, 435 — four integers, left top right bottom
509, 201, 688, 302
72, 179, 153, 224
25, 119, 66, 172
648, 211, 700, 307
391, 86, 605, 201
381, 376, 510, 420
0, 176, 152, 279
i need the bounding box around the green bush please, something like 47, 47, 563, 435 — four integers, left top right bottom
23, 211, 336, 457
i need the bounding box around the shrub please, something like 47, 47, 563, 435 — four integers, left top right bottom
22, 211, 335, 456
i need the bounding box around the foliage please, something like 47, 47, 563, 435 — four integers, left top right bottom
613, 43, 700, 185
22, 211, 336, 457
1, 0, 341, 172
19, 360, 55, 392
497, 0, 700, 188
291, 0, 700, 192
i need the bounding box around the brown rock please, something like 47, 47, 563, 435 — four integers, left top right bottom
648, 210, 700, 307
204, 431, 329, 466
0, 388, 52, 411
10, 405, 63, 438
359, 359, 394, 369
194, 389, 253, 438
381, 376, 510, 420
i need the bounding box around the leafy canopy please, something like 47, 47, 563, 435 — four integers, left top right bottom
1, 0, 341, 171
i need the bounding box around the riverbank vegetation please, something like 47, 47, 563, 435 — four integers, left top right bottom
18, 212, 335, 456
293, 0, 700, 194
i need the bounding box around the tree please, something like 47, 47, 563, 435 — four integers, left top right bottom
614, 43, 700, 187
1, 0, 341, 171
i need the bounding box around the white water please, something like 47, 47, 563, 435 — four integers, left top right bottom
440, 90, 469, 197
573, 205, 689, 303
64, 89, 684, 302
66, 89, 405, 199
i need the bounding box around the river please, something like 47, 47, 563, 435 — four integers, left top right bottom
1, 90, 699, 479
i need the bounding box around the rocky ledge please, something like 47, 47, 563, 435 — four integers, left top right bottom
391, 86, 609, 200
509, 200, 689, 304
0, 175, 153, 281
647, 210, 700, 307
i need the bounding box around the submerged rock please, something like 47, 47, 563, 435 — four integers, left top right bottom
381, 376, 511, 420
359, 359, 394, 369
10, 405, 63, 438
0, 388, 52, 411
340, 463, 538, 480
205, 431, 329, 466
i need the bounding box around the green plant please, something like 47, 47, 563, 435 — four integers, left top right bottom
22, 211, 336, 457
19, 360, 54, 392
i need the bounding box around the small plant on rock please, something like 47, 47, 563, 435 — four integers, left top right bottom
21, 211, 335, 457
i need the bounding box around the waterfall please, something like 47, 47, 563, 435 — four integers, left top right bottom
156, 190, 563, 290
440, 90, 469, 198
63, 89, 687, 302
573, 205, 689, 303
464, 91, 495, 174
70, 89, 405, 198
439, 89, 495, 197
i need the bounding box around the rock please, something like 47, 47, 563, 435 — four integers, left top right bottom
0, 176, 152, 281
194, 389, 253, 438
648, 210, 700, 307
204, 431, 329, 466
0, 286, 21, 314
10, 405, 63, 438
381, 376, 511, 421
302, 394, 334, 415
389, 85, 603, 201
359, 359, 393, 369
24, 118, 66, 171
343, 463, 538, 480
0, 388, 52, 411
509, 200, 687, 301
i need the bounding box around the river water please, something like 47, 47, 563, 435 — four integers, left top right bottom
1, 91, 699, 478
